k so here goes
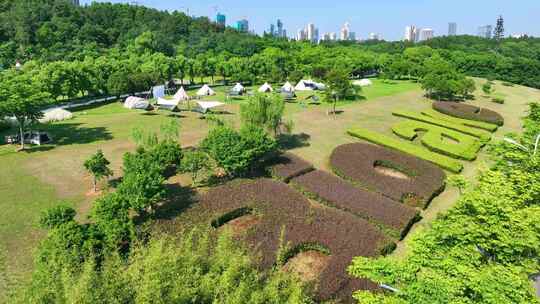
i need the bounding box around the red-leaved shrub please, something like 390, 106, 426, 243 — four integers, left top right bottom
433, 101, 504, 126
330, 143, 446, 208
269, 152, 314, 182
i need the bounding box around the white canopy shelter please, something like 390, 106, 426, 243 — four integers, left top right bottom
258, 82, 273, 93
232, 83, 245, 93
197, 84, 216, 96
40, 108, 74, 123
281, 81, 295, 93
195, 101, 225, 114
353, 79, 373, 87
124, 96, 150, 110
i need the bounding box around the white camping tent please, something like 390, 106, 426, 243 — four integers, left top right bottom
152, 85, 166, 99
124, 96, 150, 110
353, 79, 373, 87
295, 80, 313, 91
232, 83, 245, 93
173, 87, 190, 101
197, 84, 216, 96
258, 82, 273, 93
281, 81, 295, 93
40, 108, 73, 123
195, 101, 225, 114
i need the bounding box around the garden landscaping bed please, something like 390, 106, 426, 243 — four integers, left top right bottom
290, 170, 420, 239
433, 101, 504, 126
268, 152, 314, 182
392, 120, 483, 161
198, 178, 393, 302
330, 143, 446, 209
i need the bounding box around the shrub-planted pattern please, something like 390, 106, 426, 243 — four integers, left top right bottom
291, 170, 420, 239
392, 120, 483, 161
330, 143, 446, 208
433, 101, 504, 126
348, 128, 463, 173
268, 152, 314, 182
422, 109, 499, 132
392, 110, 492, 143
199, 178, 394, 302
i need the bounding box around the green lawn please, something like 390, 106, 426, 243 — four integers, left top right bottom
0, 78, 535, 300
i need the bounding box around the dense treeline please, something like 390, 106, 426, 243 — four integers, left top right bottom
349, 103, 540, 303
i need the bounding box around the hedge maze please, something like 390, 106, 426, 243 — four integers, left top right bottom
330, 143, 446, 208
199, 178, 393, 302
433, 101, 505, 126
392, 120, 483, 161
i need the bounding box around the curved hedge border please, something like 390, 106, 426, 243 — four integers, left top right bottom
392, 110, 492, 143
330, 143, 446, 209
392, 120, 483, 161
422, 109, 498, 132
433, 101, 504, 126
199, 178, 394, 301
290, 170, 420, 239
348, 128, 463, 173
268, 152, 314, 182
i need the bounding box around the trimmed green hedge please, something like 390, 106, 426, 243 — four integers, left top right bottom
393, 110, 492, 143
348, 128, 463, 173
392, 120, 482, 161
422, 109, 498, 132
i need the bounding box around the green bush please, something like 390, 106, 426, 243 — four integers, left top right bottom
201, 125, 277, 177
148, 140, 183, 173
422, 109, 498, 132
348, 128, 463, 173
492, 97, 505, 104
391, 120, 483, 161
39, 205, 76, 229
392, 110, 492, 142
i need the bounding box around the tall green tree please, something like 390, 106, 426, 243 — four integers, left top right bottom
0, 69, 52, 150
240, 93, 285, 136
83, 149, 113, 192
323, 68, 356, 116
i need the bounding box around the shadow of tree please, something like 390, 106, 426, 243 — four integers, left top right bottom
22, 123, 113, 153
277, 132, 311, 150
151, 183, 199, 221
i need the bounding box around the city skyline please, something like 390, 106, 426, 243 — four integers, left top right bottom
80, 0, 540, 40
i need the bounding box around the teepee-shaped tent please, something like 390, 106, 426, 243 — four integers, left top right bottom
281, 81, 295, 93
295, 80, 313, 91
232, 83, 245, 93
258, 82, 273, 93
197, 84, 216, 96
173, 87, 190, 101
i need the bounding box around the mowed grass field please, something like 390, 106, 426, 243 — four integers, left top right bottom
0, 78, 537, 299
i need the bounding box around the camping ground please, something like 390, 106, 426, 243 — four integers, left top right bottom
0, 78, 537, 299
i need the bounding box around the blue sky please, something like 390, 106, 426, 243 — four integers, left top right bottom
81, 0, 539, 41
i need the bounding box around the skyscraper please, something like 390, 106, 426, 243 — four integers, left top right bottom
307, 23, 316, 42
448, 22, 457, 36
71, 0, 79, 5
297, 29, 307, 41
216, 13, 226, 27
269, 24, 276, 36
340, 22, 350, 40
330, 32, 337, 41
404, 25, 417, 42
419, 28, 434, 41
349, 32, 356, 41
277, 19, 284, 37
369, 33, 381, 40
235, 19, 249, 32
478, 25, 493, 39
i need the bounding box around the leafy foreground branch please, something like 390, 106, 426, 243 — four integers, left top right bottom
348, 104, 540, 304
16, 228, 311, 304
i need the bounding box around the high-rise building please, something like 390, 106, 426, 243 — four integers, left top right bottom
419, 28, 434, 41
297, 29, 307, 41
478, 25, 493, 39
404, 25, 417, 42
269, 24, 276, 36
282, 29, 287, 39
330, 32, 337, 41
307, 23, 316, 42
448, 22, 457, 36
349, 32, 356, 41
235, 19, 249, 32
277, 19, 284, 37
340, 22, 350, 40
298, 23, 319, 43
216, 13, 226, 27
71, 0, 79, 5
